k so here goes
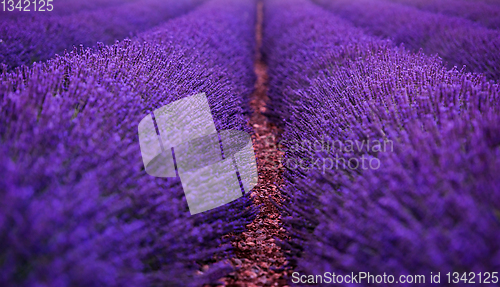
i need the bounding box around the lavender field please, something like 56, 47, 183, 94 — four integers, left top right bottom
1, 0, 499, 286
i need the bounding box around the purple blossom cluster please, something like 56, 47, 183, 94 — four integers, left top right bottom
263, 0, 500, 285
313, 0, 500, 80
0, 0, 204, 69
0, 0, 257, 285
388, 0, 500, 30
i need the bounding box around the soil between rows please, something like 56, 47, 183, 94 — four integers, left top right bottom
221, 1, 289, 286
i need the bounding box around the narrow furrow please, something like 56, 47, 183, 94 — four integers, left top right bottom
221, 1, 289, 286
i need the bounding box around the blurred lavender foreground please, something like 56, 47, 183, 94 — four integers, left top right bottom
0, 0, 257, 285
263, 0, 500, 285
0, 0, 205, 69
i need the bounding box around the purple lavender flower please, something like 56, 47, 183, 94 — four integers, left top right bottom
314, 0, 500, 80
0, 0, 257, 285
0, 0, 205, 69
263, 0, 500, 285
389, 0, 500, 30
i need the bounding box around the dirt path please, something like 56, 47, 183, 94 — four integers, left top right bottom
221, 1, 289, 286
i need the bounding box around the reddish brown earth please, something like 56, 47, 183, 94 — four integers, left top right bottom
220, 2, 290, 286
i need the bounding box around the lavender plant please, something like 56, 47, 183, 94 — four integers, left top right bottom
263, 0, 500, 285
388, 0, 500, 30
0, 0, 257, 285
0, 0, 204, 69
314, 0, 500, 80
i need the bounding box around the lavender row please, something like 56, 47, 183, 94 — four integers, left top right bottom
388, 0, 500, 30
0, 0, 204, 69
314, 0, 500, 80
0, 0, 257, 286
263, 0, 500, 284
461, 0, 500, 5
